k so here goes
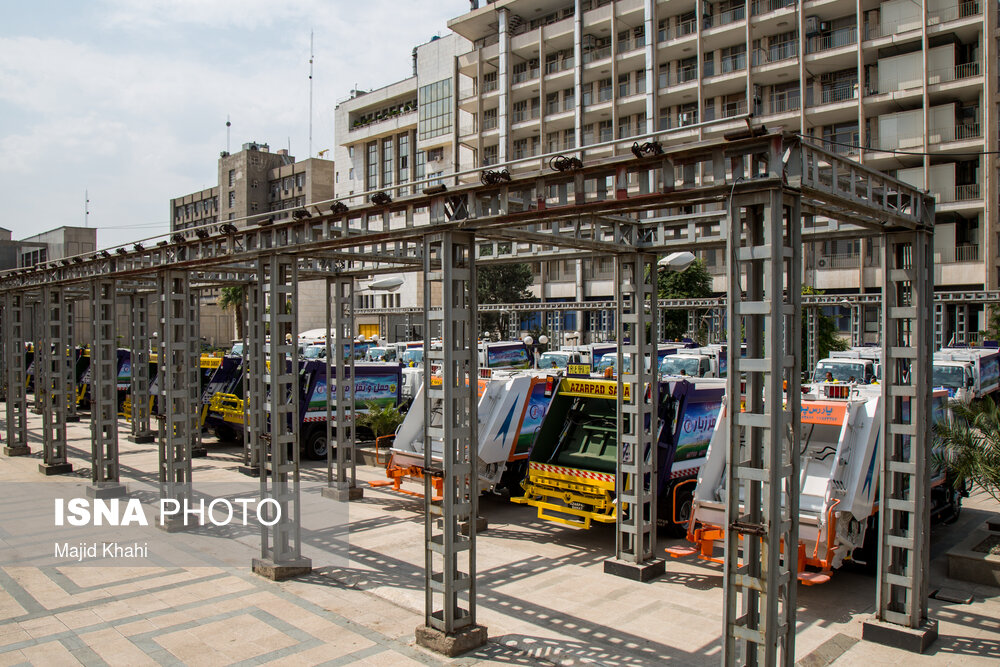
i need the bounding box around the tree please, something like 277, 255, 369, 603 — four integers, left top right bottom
218, 286, 246, 341
801, 286, 849, 362
657, 259, 713, 340
355, 401, 405, 440
477, 264, 534, 335
979, 304, 1000, 342
934, 398, 1000, 503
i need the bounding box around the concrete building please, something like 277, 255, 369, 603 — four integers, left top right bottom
334, 0, 998, 343
170, 143, 336, 344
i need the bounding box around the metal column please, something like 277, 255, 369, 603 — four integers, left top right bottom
933, 303, 945, 351
863, 230, 937, 647
129, 293, 155, 443
3, 292, 30, 456
65, 299, 79, 423
39, 286, 73, 475
324, 276, 361, 501
241, 277, 265, 477
157, 271, 198, 517
89, 279, 124, 495
723, 190, 801, 665
416, 231, 487, 653
851, 304, 863, 346
252, 255, 311, 578
605, 253, 663, 581
806, 305, 819, 379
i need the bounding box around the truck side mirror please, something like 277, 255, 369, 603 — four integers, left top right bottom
967, 376, 975, 387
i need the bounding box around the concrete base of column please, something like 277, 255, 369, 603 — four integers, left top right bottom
157, 517, 192, 533
31, 407, 42, 415
321, 485, 364, 501
38, 462, 74, 476
238, 465, 261, 477
3, 445, 31, 457
603, 557, 665, 582
415, 623, 488, 657
460, 516, 488, 535
862, 616, 938, 653
86, 484, 128, 499
129, 433, 156, 444
252, 557, 313, 581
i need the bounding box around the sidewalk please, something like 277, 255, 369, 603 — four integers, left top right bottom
0, 412, 998, 666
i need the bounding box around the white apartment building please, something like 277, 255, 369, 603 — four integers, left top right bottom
335, 0, 998, 342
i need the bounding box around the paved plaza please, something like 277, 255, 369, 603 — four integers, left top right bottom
0, 412, 998, 666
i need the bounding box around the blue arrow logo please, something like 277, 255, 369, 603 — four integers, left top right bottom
496, 401, 518, 444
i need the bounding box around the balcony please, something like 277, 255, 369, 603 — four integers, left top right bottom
663, 68, 699, 87
768, 92, 801, 114
819, 253, 861, 270
349, 105, 417, 132
511, 108, 540, 124
806, 27, 857, 54
704, 5, 746, 29
617, 33, 646, 53
720, 53, 747, 74
929, 1, 981, 24
483, 78, 499, 94
956, 244, 980, 262
752, 40, 798, 66
545, 56, 575, 75
818, 81, 858, 105
582, 45, 612, 65
864, 16, 921, 40
512, 66, 540, 85
929, 62, 981, 84
952, 184, 981, 201
953, 121, 982, 140
482, 116, 498, 131
723, 100, 748, 118
658, 18, 697, 42
751, 0, 796, 14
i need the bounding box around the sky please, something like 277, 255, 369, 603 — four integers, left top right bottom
0, 0, 465, 249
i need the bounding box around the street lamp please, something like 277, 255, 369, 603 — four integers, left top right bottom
657, 251, 696, 272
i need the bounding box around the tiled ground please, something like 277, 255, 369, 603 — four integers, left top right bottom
0, 409, 998, 665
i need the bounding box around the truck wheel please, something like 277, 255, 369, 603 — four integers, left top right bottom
303, 428, 328, 460
666, 484, 695, 538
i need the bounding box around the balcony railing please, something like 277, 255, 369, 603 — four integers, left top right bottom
956, 244, 980, 262
807, 27, 857, 54
720, 53, 747, 74
349, 105, 417, 132
722, 100, 748, 118
512, 67, 540, 85
752, 40, 798, 66
953, 184, 981, 201
751, 0, 796, 14
768, 92, 801, 114
545, 56, 575, 74
582, 45, 612, 64
954, 122, 982, 140
929, 62, 981, 84
929, 0, 981, 23
864, 16, 922, 40
658, 18, 697, 42
820, 253, 861, 269
617, 33, 646, 53
819, 81, 858, 105
483, 78, 499, 93
511, 108, 540, 123
705, 5, 746, 28
664, 68, 699, 87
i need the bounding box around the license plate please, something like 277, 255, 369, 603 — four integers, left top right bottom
570, 502, 585, 511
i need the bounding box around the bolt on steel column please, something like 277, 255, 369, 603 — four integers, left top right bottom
723, 189, 801, 666
418, 231, 485, 645
605, 253, 663, 581
876, 231, 934, 629
325, 276, 360, 501
128, 293, 154, 443
253, 255, 311, 578
39, 286, 72, 475
90, 279, 122, 493
4, 292, 29, 456
157, 271, 197, 512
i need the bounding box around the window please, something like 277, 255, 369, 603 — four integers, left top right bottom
582, 82, 594, 106
483, 71, 498, 93
251, 202, 258, 212
618, 73, 631, 97
598, 77, 612, 102
382, 137, 393, 187
563, 88, 575, 111
283, 177, 293, 191
366, 142, 377, 190
228, 191, 235, 208
418, 79, 453, 140
483, 108, 498, 130
349, 168, 354, 180
295, 173, 305, 188
598, 119, 613, 142
415, 150, 426, 179
398, 133, 409, 185
483, 145, 498, 166
228, 169, 235, 186
348, 146, 355, 159
582, 123, 595, 145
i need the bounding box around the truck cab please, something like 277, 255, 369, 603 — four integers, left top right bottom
812, 357, 876, 384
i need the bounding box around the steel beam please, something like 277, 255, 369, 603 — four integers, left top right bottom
863, 230, 937, 650
38, 286, 73, 475
416, 231, 487, 654
129, 293, 155, 443
89, 279, 124, 496
252, 255, 311, 579
723, 188, 801, 665
3, 292, 29, 456
157, 270, 198, 523
242, 276, 265, 477
605, 252, 663, 581
324, 276, 361, 501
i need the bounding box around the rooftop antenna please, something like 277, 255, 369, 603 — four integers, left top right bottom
85, 190, 90, 228
308, 30, 314, 157
226, 115, 231, 153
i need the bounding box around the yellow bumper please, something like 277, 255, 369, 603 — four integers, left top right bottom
511, 462, 616, 529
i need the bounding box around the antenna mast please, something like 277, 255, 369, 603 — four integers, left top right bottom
85, 190, 89, 227
309, 30, 314, 157
226, 115, 231, 153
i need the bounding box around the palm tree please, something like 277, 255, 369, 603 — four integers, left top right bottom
934, 398, 1000, 503
218, 286, 246, 341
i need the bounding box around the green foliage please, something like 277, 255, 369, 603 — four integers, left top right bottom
477, 264, 534, 334
979, 304, 1000, 342
933, 398, 1000, 502
657, 259, 713, 340
354, 401, 405, 439
801, 286, 849, 362
218, 286, 246, 340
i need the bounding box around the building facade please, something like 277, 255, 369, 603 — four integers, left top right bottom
170, 143, 336, 344
334, 0, 998, 343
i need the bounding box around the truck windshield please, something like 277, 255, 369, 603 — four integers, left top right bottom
659, 356, 701, 377
539, 352, 571, 369
401, 349, 423, 366
933, 364, 967, 388
367, 347, 391, 361
813, 361, 865, 383
303, 345, 325, 359
594, 356, 632, 374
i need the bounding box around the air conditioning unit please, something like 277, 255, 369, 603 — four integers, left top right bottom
805, 15, 821, 36
428, 148, 445, 163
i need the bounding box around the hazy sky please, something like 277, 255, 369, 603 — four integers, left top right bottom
0, 0, 465, 249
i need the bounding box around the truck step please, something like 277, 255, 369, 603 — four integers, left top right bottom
665, 546, 698, 558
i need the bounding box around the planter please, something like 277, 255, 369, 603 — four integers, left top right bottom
947, 521, 1000, 588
